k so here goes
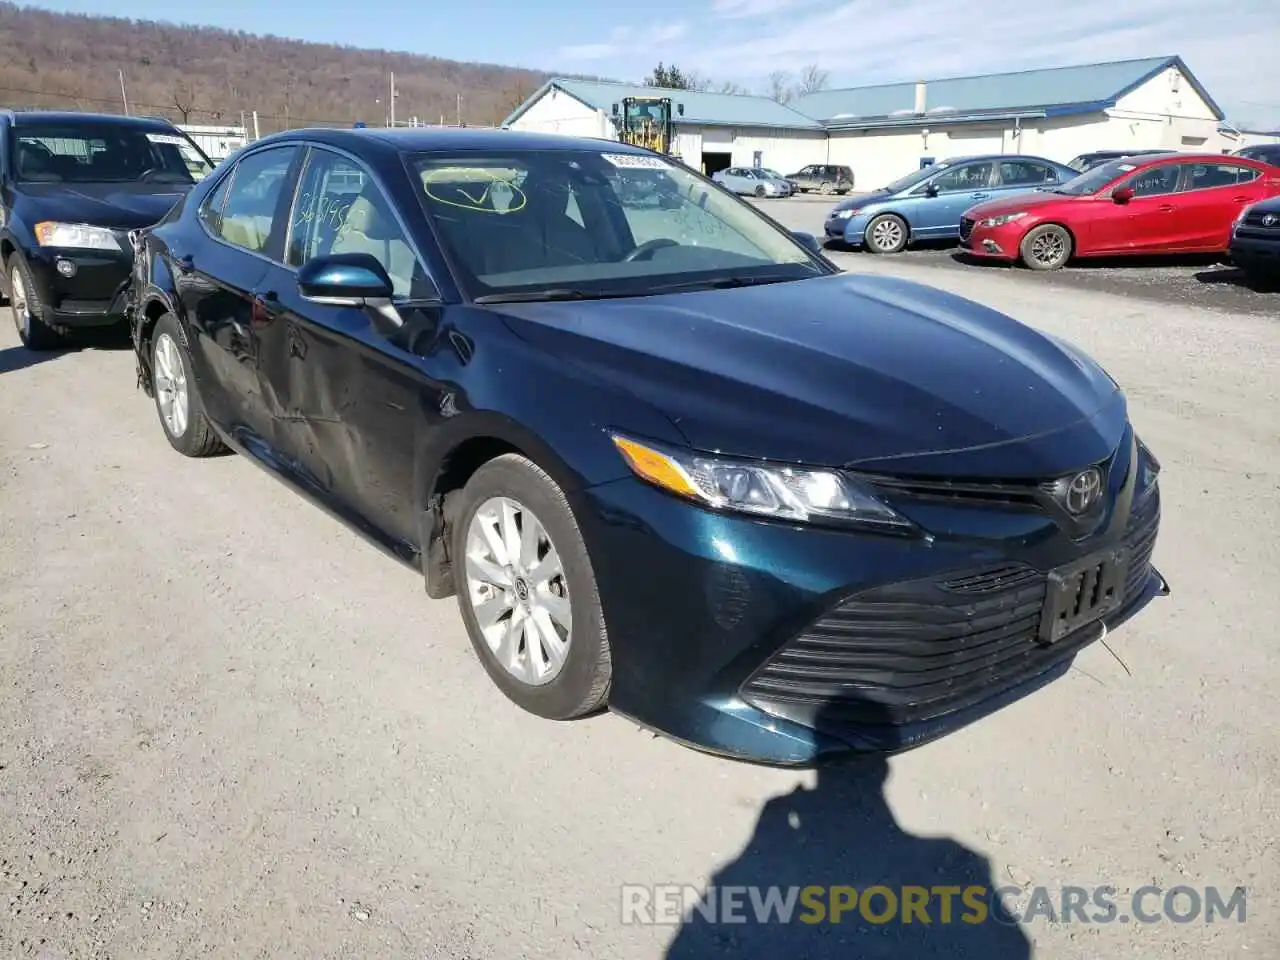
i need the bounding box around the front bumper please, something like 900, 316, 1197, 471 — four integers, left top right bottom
823, 211, 870, 245
1228, 231, 1280, 273
23, 245, 133, 327
959, 217, 1021, 261
575, 449, 1166, 766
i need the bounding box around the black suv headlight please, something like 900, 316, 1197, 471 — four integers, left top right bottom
1135, 435, 1160, 498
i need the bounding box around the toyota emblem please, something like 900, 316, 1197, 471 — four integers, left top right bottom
1062, 468, 1103, 516
1262, 213, 1278, 227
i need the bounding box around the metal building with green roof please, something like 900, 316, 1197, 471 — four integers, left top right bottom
503, 56, 1232, 188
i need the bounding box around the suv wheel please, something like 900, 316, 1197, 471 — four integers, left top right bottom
9, 258, 66, 351
818, 181, 834, 195
452, 454, 612, 721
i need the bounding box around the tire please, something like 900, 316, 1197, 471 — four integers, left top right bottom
818, 181, 834, 195
8, 257, 66, 351
753, 184, 766, 198
1019, 224, 1073, 271
451, 454, 611, 721
864, 213, 909, 254
149, 312, 226, 457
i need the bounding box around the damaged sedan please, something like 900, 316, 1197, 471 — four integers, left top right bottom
127, 128, 1167, 765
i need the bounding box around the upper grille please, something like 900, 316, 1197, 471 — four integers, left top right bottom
741, 491, 1161, 728
1242, 209, 1280, 229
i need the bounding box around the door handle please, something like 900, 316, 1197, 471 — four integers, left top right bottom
1157, 204, 1175, 212
970, 192, 989, 199
251, 290, 281, 327
1232, 196, 1251, 203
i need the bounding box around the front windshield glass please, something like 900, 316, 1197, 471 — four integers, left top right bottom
1051, 158, 1137, 196
882, 162, 953, 194
759, 168, 785, 180
412, 149, 826, 301
12, 123, 215, 184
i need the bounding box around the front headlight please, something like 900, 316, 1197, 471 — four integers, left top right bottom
34, 221, 121, 251
1135, 435, 1161, 495
610, 434, 914, 532
833, 209, 856, 220
980, 212, 1027, 228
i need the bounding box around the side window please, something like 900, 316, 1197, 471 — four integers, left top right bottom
199, 170, 234, 234
999, 160, 1055, 186
217, 146, 298, 255
288, 148, 431, 300
929, 162, 993, 193
1182, 162, 1259, 191
1125, 164, 1180, 197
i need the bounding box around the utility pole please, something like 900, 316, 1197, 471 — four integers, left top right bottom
389, 72, 396, 128
118, 69, 130, 116
252, 110, 260, 141
456, 93, 461, 127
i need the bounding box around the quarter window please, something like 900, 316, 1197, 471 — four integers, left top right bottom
216, 146, 299, 254
288, 148, 431, 300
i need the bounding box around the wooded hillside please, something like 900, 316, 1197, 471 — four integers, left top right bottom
0, 2, 572, 132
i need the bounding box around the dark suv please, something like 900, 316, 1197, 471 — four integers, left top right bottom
1232, 143, 1280, 168
2, 110, 215, 349
784, 163, 854, 194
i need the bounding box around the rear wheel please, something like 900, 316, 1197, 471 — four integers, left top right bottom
452, 454, 611, 721
9, 259, 65, 351
1020, 224, 1073, 271
864, 214, 908, 254
150, 312, 226, 457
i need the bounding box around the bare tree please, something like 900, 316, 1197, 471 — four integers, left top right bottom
717, 80, 749, 95
796, 64, 830, 96
172, 80, 197, 123
766, 70, 793, 104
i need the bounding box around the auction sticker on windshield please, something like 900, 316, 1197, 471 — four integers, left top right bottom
145, 133, 188, 145
602, 154, 670, 170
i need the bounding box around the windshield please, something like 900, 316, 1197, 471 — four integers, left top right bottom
412, 149, 827, 301
882, 162, 953, 194
759, 168, 785, 180
1051, 159, 1137, 196
11, 124, 215, 184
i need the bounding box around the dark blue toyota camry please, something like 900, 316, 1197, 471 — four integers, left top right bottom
127, 127, 1167, 766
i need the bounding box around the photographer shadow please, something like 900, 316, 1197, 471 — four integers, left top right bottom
665, 702, 1033, 959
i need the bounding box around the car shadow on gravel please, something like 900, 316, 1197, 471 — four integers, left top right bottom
664, 704, 1033, 959
1194, 266, 1279, 293
0, 327, 133, 375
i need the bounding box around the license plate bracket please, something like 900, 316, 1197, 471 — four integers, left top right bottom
1038, 548, 1129, 644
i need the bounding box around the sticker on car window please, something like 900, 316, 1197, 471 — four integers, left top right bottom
421, 167, 527, 214
145, 133, 188, 145
601, 154, 670, 170
1116, 164, 1137, 171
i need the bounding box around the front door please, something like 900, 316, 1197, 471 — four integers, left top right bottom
267, 146, 442, 545
1088, 160, 1182, 253
176, 144, 302, 449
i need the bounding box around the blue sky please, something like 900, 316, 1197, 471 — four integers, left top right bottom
27, 0, 1280, 128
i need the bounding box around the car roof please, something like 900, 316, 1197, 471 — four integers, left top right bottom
248, 126, 655, 159
6, 110, 179, 131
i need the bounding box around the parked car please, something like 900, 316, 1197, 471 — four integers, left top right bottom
823, 154, 1079, 253
1231, 143, 1280, 168
960, 153, 1280, 270
1228, 196, 1280, 286
711, 166, 793, 198
2, 110, 215, 350
784, 164, 854, 195
127, 127, 1166, 765
1067, 149, 1169, 172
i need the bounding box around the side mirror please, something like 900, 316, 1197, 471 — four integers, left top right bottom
1112, 186, 1134, 204
792, 230, 822, 255
298, 253, 403, 333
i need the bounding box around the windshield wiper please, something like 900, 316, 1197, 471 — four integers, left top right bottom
473, 288, 642, 304
646, 274, 804, 294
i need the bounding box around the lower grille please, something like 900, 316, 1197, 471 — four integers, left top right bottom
741, 493, 1161, 727
959, 217, 975, 241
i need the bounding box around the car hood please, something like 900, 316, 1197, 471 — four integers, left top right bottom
966, 190, 1077, 219
14, 182, 192, 231
1247, 194, 1280, 214
493, 272, 1126, 478
829, 191, 888, 213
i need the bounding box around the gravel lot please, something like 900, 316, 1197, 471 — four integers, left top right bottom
1, 253, 1277, 958
753, 194, 1280, 320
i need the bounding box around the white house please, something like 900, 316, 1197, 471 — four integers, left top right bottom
504, 56, 1236, 187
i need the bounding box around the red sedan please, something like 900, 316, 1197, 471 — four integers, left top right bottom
959, 153, 1280, 270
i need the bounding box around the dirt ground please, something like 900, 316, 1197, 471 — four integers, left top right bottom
1, 256, 1276, 959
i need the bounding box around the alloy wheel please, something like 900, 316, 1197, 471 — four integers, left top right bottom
871, 218, 904, 251
10, 267, 28, 338
153, 333, 190, 438
1030, 229, 1068, 267
463, 495, 572, 687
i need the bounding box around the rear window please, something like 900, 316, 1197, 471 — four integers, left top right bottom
11, 123, 214, 184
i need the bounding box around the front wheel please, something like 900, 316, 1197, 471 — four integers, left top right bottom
864, 214, 909, 254
150, 312, 226, 457
753, 184, 766, 198
1020, 224, 1073, 271
452, 454, 612, 721
9, 259, 65, 351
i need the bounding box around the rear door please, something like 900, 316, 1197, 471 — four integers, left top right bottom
1172, 161, 1269, 250
176, 144, 302, 446
263, 145, 442, 545
992, 158, 1061, 198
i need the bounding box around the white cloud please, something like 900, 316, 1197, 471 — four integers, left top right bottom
552, 0, 1280, 127
557, 22, 689, 62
